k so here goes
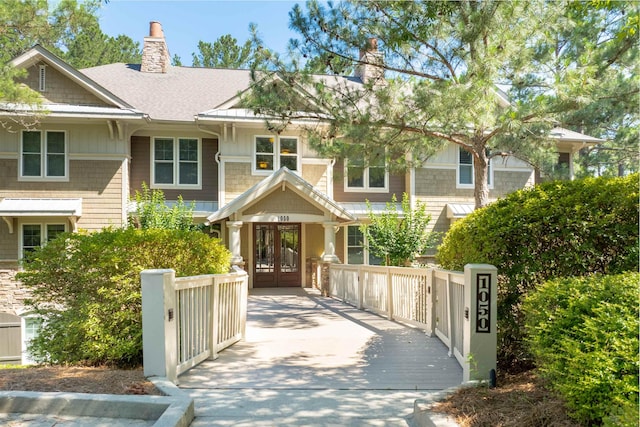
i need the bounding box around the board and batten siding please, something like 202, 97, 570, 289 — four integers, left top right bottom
130, 135, 219, 202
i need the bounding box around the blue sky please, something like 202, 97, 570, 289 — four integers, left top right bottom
97, 0, 302, 65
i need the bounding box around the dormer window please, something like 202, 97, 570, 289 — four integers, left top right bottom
38, 65, 46, 92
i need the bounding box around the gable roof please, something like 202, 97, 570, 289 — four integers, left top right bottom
206, 167, 355, 224
10, 45, 137, 111
81, 64, 253, 122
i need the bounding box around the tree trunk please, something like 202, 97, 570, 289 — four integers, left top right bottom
474, 148, 489, 209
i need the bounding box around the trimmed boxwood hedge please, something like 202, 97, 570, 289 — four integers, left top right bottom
437, 174, 639, 368
18, 228, 231, 367
523, 273, 639, 426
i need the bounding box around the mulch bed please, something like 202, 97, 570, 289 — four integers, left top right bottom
431, 370, 580, 427
0, 366, 163, 396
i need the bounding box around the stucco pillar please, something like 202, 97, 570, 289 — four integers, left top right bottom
321, 222, 340, 263
227, 221, 244, 266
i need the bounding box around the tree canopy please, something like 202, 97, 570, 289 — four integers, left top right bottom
246, 0, 638, 207
192, 33, 255, 68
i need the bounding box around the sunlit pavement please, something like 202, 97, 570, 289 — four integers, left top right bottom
178, 288, 462, 426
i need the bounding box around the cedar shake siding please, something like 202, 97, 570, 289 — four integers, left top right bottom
22, 63, 110, 106
0, 158, 125, 265
414, 168, 534, 235
301, 164, 329, 196
0, 158, 124, 230
243, 189, 324, 216
224, 162, 264, 204
332, 159, 406, 203
130, 136, 219, 202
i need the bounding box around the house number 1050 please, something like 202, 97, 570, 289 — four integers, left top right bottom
278, 215, 290, 222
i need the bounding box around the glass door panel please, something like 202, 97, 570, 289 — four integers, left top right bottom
279, 225, 299, 273
255, 224, 275, 273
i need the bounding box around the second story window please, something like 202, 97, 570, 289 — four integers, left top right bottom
254, 136, 298, 173
21, 130, 67, 180
345, 147, 387, 191
152, 137, 201, 188
458, 147, 492, 188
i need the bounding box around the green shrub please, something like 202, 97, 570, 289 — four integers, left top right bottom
129, 183, 197, 230
362, 193, 440, 266
437, 174, 639, 368
18, 228, 230, 367
523, 273, 639, 426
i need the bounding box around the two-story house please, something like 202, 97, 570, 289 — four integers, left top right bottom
0, 22, 601, 297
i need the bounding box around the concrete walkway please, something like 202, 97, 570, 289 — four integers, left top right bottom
178, 288, 462, 426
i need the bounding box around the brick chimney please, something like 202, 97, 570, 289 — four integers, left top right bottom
355, 38, 385, 85
141, 21, 170, 73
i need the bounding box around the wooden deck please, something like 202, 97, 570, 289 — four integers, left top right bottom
178, 287, 462, 426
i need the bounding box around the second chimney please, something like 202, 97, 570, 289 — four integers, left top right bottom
355, 38, 385, 85
141, 21, 170, 73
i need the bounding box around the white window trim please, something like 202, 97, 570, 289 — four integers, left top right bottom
150, 137, 202, 190
344, 225, 382, 266
253, 135, 300, 175
19, 130, 69, 182
456, 147, 493, 189
19, 221, 67, 260
343, 153, 389, 193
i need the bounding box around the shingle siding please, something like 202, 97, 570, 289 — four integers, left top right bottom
22, 63, 109, 106
0, 158, 124, 230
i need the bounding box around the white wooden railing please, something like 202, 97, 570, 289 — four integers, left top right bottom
141, 266, 248, 383
329, 263, 497, 383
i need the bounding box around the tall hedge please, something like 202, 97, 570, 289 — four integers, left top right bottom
523, 273, 639, 426
18, 228, 231, 367
437, 174, 639, 368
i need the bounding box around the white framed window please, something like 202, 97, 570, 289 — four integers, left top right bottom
345, 147, 387, 192
20, 130, 67, 180
254, 136, 299, 174
346, 225, 382, 265
457, 147, 492, 188
20, 223, 66, 259
151, 137, 201, 189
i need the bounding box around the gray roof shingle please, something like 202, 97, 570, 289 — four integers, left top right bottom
80, 64, 253, 122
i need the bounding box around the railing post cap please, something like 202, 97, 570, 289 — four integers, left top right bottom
141, 268, 175, 275
463, 264, 497, 271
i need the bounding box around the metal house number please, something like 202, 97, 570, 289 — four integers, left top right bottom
476, 274, 491, 333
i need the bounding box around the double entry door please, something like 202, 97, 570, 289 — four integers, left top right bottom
254, 223, 301, 288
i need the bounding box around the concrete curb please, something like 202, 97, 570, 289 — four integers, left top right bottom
412, 386, 465, 427
0, 376, 194, 427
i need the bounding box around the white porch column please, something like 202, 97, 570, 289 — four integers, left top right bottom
322, 222, 340, 263
227, 221, 244, 266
